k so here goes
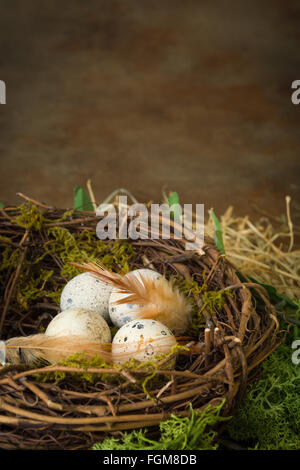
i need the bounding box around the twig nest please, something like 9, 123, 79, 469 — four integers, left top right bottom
111, 319, 176, 365
45, 307, 111, 343
109, 269, 162, 327
60, 272, 112, 321
0, 203, 281, 450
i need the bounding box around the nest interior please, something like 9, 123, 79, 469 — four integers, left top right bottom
0, 200, 281, 449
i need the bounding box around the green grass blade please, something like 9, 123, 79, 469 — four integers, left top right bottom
209, 208, 225, 254
168, 191, 181, 223
73, 186, 94, 211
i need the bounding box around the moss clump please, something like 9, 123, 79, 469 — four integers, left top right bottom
13, 202, 74, 230
0, 238, 21, 270
34, 353, 119, 385
93, 400, 228, 450
178, 277, 232, 334
0, 203, 135, 311
16, 268, 55, 310
226, 343, 300, 449
13, 202, 45, 230
42, 227, 134, 281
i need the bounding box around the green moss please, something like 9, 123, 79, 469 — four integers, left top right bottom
92, 400, 228, 450
136, 345, 180, 399
177, 277, 232, 334
34, 353, 120, 385
13, 202, 74, 230
43, 227, 134, 281
0, 203, 135, 310
13, 202, 45, 230
0, 236, 22, 271
31, 342, 188, 396
16, 268, 54, 310
110, 240, 133, 274
226, 343, 300, 449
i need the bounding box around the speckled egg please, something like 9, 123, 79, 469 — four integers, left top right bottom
60, 272, 112, 321
111, 319, 176, 364
45, 307, 111, 343
109, 268, 162, 327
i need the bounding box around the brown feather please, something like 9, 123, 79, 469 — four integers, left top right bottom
4, 334, 112, 365
4, 334, 182, 365
71, 261, 192, 333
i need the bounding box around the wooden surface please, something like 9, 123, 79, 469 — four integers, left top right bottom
0, 1, 299, 218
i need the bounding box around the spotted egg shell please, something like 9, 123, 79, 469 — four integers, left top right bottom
109, 268, 162, 327
60, 272, 112, 321
111, 319, 176, 364
45, 307, 111, 343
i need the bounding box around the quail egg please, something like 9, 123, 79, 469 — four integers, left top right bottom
109, 268, 162, 327
60, 272, 112, 321
45, 307, 111, 343
111, 319, 176, 364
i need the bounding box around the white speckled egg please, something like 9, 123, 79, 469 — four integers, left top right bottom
130, 269, 162, 283
111, 319, 176, 364
45, 307, 111, 343
60, 272, 112, 321
109, 269, 162, 327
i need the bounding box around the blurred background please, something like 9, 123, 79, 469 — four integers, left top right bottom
0, 0, 299, 218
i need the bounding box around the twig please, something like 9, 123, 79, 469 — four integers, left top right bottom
286, 195, 294, 252
0, 247, 27, 334
86, 179, 97, 212
16, 193, 53, 209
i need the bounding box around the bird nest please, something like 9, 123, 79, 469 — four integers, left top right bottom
0, 198, 281, 450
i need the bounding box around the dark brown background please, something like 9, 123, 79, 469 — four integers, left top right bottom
0, 0, 299, 218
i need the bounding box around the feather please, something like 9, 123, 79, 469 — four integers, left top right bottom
71, 261, 192, 334
4, 334, 182, 366
4, 334, 112, 366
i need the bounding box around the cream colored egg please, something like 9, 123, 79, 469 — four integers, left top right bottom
109, 269, 162, 327
45, 308, 111, 343
60, 272, 112, 321
112, 319, 176, 364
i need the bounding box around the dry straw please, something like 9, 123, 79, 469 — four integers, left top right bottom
205, 196, 300, 300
